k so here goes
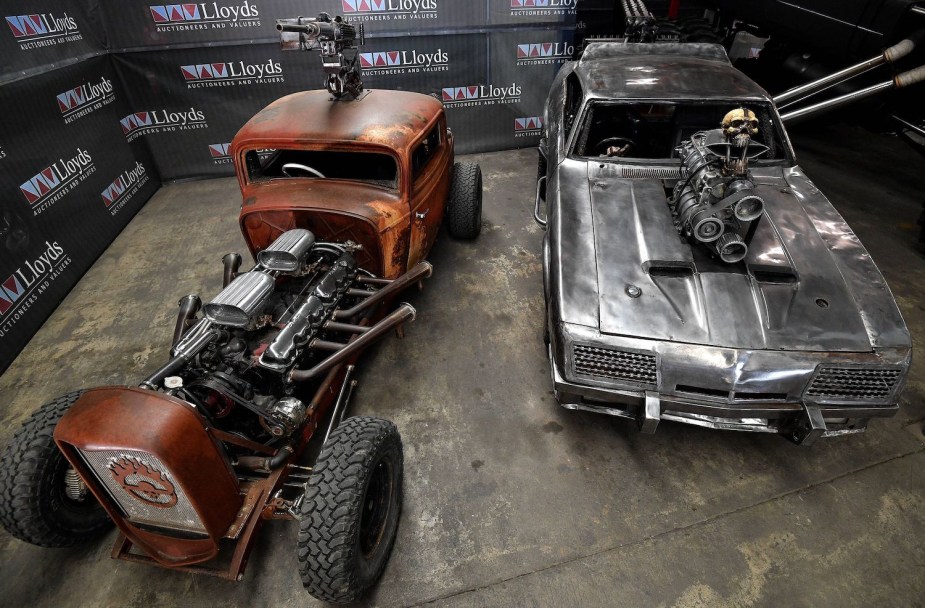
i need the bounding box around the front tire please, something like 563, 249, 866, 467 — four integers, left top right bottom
298, 416, 403, 604
447, 162, 483, 239
0, 390, 112, 547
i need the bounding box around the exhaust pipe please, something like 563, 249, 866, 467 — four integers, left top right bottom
172, 294, 201, 348
222, 252, 242, 288
289, 303, 416, 382
781, 64, 925, 124
775, 32, 924, 108
333, 261, 432, 320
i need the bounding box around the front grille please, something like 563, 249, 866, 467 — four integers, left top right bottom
806, 366, 903, 402
573, 344, 657, 387
78, 448, 206, 534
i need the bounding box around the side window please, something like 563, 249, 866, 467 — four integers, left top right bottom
411, 124, 442, 181
564, 73, 582, 139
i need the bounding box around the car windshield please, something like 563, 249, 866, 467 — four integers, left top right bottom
571, 100, 789, 163
244, 148, 399, 190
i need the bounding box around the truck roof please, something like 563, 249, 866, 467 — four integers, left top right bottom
232, 89, 443, 152
575, 42, 769, 101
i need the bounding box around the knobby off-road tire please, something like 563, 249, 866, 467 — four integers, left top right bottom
297, 416, 403, 604
447, 161, 483, 239
0, 390, 112, 547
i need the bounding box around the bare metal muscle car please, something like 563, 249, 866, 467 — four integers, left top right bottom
535, 42, 912, 445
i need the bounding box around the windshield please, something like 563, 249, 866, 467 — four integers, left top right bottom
571, 100, 790, 163
244, 148, 399, 190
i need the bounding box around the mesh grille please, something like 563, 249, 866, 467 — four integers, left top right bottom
78, 448, 206, 533
618, 166, 686, 179
573, 344, 657, 386
806, 366, 903, 401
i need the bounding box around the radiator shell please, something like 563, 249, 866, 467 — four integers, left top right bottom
54, 387, 242, 566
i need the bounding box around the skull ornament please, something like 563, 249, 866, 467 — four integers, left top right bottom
721, 108, 759, 139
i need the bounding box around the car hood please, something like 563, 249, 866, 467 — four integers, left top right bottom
555, 161, 909, 352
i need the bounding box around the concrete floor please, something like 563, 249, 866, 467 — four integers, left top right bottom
1, 126, 924, 607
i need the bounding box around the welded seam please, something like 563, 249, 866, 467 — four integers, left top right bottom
407, 445, 925, 607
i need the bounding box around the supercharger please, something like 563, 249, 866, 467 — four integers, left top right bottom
669, 108, 768, 263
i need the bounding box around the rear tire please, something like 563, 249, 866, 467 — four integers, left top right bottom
0, 390, 112, 547
297, 416, 403, 604
447, 162, 483, 239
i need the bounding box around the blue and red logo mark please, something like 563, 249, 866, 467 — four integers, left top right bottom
0, 241, 68, 324
56, 77, 115, 123
359, 48, 447, 73
510, 0, 577, 14
360, 51, 401, 68
208, 143, 231, 159
516, 42, 573, 64
180, 60, 282, 86
515, 117, 542, 131
441, 83, 522, 107
209, 144, 272, 163
6, 15, 45, 37
341, 0, 437, 17
101, 176, 129, 207
5, 12, 79, 46
442, 86, 478, 102
120, 112, 153, 136
57, 87, 88, 113
0, 274, 27, 316
342, 0, 386, 11
19, 149, 94, 212
20, 167, 63, 205
119, 108, 207, 141
182, 63, 229, 79
101, 162, 147, 211
149, 3, 260, 26
515, 117, 543, 137
150, 4, 200, 21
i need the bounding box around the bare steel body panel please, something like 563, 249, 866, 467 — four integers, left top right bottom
541, 42, 912, 442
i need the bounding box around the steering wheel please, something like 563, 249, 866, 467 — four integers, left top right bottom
282, 163, 325, 178
594, 137, 637, 157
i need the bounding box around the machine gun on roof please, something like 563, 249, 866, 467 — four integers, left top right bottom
277, 13, 366, 100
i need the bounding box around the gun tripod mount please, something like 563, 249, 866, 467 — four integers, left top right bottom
277, 13, 366, 100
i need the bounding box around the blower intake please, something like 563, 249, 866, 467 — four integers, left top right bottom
670, 108, 769, 264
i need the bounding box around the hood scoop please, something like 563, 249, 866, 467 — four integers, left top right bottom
588, 169, 872, 352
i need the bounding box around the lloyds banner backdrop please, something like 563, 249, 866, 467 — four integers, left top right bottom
0, 0, 593, 372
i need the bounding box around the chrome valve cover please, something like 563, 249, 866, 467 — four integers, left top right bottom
203, 271, 275, 328
257, 228, 316, 273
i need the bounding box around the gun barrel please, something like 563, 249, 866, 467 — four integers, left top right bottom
277, 19, 340, 39
276, 20, 321, 35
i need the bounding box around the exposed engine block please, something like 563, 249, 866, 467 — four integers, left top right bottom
669, 108, 769, 263
140, 228, 426, 444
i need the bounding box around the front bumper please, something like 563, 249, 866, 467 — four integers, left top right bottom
550, 324, 909, 445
